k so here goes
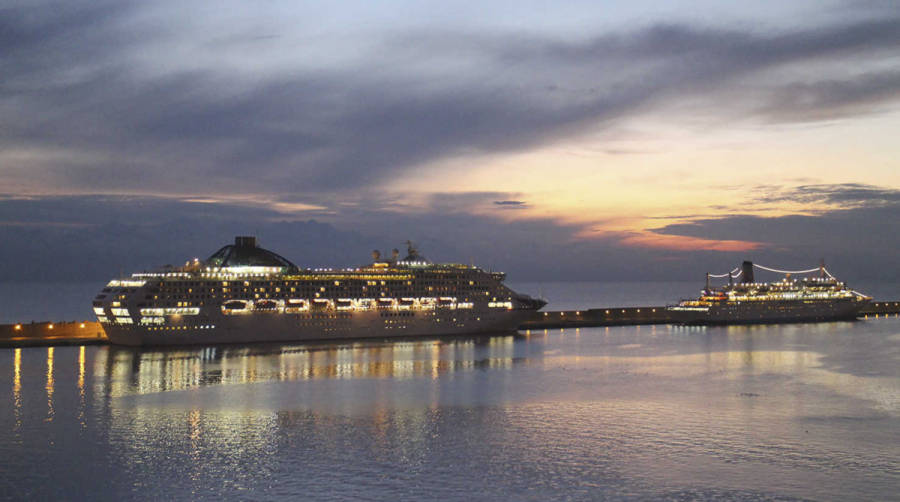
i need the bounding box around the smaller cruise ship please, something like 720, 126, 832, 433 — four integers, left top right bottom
668, 261, 870, 324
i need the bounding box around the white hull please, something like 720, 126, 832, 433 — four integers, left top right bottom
672, 298, 868, 325
104, 308, 534, 346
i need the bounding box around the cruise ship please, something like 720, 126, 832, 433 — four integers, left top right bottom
668, 261, 870, 324
94, 237, 546, 346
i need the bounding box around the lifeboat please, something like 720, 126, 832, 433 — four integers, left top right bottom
311, 298, 333, 311
357, 298, 376, 310
221, 299, 251, 315
255, 299, 280, 311
336, 298, 355, 311
222, 300, 249, 310
285, 299, 309, 314
437, 297, 457, 307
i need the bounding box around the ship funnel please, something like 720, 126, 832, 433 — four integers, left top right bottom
235, 236, 257, 248
741, 261, 754, 284
372, 250, 381, 261
391, 248, 400, 261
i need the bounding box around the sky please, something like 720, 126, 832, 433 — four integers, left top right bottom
2, 0, 900, 284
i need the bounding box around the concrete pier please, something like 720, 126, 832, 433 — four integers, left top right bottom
862, 301, 900, 315
519, 300, 900, 329
0, 321, 106, 347
520, 306, 675, 329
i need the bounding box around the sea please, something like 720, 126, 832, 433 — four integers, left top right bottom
1, 281, 899, 501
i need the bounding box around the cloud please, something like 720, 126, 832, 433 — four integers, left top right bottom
2, 4, 900, 195
753, 183, 900, 207
493, 200, 528, 209
756, 71, 900, 123
649, 184, 900, 280
1, 190, 899, 291
0, 194, 747, 283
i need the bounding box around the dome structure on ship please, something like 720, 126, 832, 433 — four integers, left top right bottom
205, 236, 297, 269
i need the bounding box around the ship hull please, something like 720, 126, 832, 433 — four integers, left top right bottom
680, 298, 868, 325
103, 308, 535, 347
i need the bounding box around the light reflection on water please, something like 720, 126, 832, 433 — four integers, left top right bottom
1, 322, 899, 501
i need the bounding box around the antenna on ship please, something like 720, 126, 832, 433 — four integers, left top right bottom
819, 258, 826, 278
705, 272, 710, 292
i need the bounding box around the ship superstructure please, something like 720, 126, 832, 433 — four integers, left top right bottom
94, 237, 546, 346
669, 260, 870, 324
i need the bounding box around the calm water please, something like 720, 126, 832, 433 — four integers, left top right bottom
1, 284, 900, 501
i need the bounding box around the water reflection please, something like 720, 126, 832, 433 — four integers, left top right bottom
3, 321, 899, 500
78, 345, 86, 428
13, 348, 21, 430
93, 335, 524, 398
45, 347, 54, 422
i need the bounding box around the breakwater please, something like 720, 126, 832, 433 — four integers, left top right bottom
520, 306, 674, 329
863, 301, 900, 315
519, 300, 900, 329
0, 321, 105, 347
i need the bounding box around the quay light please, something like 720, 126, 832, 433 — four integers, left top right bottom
14, 324, 21, 330
80, 323, 85, 328
48, 324, 54, 330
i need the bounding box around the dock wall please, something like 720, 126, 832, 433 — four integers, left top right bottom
0, 321, 106, 347
521, 306, 674, 329
861, 301, 900, 315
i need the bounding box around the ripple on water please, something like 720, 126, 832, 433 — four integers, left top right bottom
1, 320, 899, 501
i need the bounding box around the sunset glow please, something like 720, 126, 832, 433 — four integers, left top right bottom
1, 1, 899, 280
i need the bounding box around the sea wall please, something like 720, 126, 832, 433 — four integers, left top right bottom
520, 306, 677, 329
0, 321, 106, 347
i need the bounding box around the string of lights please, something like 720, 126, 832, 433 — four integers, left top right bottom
752, 264, 822, 275
708, 263, 834, 278
708, 268, 741, 278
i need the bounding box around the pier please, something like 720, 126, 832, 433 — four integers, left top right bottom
1, 300, 899, 347
520, 306, 674, 329
0, 321, 105, 348
519, 301, 900, 329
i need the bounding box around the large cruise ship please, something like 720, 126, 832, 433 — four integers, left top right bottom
94, 237, 546, 346
668, 261, 870, 324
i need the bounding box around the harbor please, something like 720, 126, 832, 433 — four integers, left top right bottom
3, 300, 899, 347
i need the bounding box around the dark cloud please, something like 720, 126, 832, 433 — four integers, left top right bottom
652, 185, 900, 281
2, 192, 898, 296
2, 4, 900, 290
753, 183, 900, 207
1, 5, 899, 193
0, 194, 742, 283
494, 200, 528, 209
757, 71, 900, 123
